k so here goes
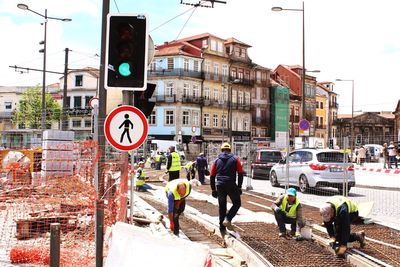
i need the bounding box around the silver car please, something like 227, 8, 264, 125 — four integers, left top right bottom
269, 148, 355, 194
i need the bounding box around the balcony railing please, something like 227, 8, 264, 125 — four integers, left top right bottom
316, 124, 327, 129
148, 68, 202, 79
203, 73, 229, 82
329, 102, 339, 108
231, 102, 251, 110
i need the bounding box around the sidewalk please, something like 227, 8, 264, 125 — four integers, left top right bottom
354, 162, 400, 190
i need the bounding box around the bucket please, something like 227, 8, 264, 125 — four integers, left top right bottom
300, 226, 312, 239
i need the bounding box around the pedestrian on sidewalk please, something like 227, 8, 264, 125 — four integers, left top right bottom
319, 196, 366, 257
196, 153, 208, 185
358, 146, 366, 167
383, 143, 389, 169
165, 146, 181, 181
388, 141, 398, 169
210, 143, 244, 233
165, 178, 191, 235
271, 188, 306, 238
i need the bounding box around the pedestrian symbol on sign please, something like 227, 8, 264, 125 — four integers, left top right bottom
119, 114, 134, 143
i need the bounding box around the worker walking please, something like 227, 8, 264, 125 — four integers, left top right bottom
154, 152, 162, 170
166, 146, 181, 181
210, 143, 244, 233
271, 188, 305, 238
165, 178, 192, 235
319, 195, 366, 256
184, 160, 196, 180
196, 152, 208, 185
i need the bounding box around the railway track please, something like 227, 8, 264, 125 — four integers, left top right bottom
138, 172, 400, 266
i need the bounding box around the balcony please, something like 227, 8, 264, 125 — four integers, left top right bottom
156, 94, 177, 103
329, 102, 339, 108
231, 102, 251, 110
182, 96, 202, 104
229, 77, 254, 86
0, 111, 14, 119
203, 73, 229, 83
148, 68, 202, 79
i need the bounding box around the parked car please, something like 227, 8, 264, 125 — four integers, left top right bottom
269, 148, 355, 194
250, 149, 283, 180
364, 144, 383, 162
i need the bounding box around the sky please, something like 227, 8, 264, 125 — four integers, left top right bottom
1, 0, 399, 114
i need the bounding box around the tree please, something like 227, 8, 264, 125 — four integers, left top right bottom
12, 86, 61, 129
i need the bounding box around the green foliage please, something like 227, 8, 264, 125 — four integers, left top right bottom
12, 86, 62, 129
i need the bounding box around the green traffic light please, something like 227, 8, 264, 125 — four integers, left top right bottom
118, 62, 131, 77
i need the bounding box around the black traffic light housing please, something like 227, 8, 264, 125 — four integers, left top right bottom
134, 83, 156, 117
105, 14, 148, 90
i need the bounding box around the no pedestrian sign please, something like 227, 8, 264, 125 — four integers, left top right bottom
104, 105, 149, 151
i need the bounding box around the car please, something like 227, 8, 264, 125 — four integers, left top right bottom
269, 148, 355, 194
250, 149, 283, 180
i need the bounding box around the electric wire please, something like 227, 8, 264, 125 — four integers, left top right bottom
174, 4, 199, 41
150, 6, 197, 33
113, 0, 120, 13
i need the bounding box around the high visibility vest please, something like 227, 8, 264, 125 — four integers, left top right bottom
155, 155, 161, 162
165, 178, 191, 200
327, 196, 358, 216
135, 168, 145, 187
185, 161, 193, 170
280, 195, 300, 219
168, 152, 181, 172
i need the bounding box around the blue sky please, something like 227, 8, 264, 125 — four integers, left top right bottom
1, 0, 399, 114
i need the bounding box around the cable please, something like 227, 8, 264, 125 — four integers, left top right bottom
150, 6, 197, 33
175, 5, 198, 40
113, 0, 120, 13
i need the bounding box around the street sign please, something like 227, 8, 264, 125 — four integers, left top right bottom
89, 97, 99, 109
299, 119, 310, 130
104, 105, 148, 151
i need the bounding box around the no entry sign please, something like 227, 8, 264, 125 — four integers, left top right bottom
104, 105, 148, 151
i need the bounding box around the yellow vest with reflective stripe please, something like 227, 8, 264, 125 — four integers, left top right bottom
135, 168, 145, 187
185, 161, 193, 170
155, 155, 161, 162
280, 195, 300, 219
165, 178, 191, 200
327, 196, 358, 215
168, 152, 181, 172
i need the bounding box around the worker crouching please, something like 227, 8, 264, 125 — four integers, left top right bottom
165, 178, 192, 236
271, 188, 305, 238
319, 195, 366, 256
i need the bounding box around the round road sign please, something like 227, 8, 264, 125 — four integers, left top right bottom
89, 97, 99, 109
104, 105, 148, 151
299, 119, 310, 130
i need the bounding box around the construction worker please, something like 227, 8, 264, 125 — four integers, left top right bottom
319, 195, 366, 256
184, 160, 196, 180
135, 161, 151, 191
154, 152, 162, 170
210, 142, 244, 233
165, 178, 192, 235
166, 146, 181, 181
196, 152, 208, 185
271, 188, 305, 238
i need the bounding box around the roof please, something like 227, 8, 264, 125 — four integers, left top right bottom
155, 41, 202, 58
224, 37, 251, 47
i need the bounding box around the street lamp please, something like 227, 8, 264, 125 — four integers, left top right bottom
17, 3, 71, 130
272, 1, 305, 121
336, 79, 355, 158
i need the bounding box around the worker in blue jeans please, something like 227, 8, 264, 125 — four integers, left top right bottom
210, 143, 244, 233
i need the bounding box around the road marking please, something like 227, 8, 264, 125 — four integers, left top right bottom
247, 201, 272, 211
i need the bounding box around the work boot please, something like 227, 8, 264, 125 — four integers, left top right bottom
355, 231, 366, 248
223, 219, 234, 231
289, 230, 296, 237
279, 232, 290, 239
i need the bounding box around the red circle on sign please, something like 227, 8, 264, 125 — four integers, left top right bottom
89, 97, 99, 109
104, 105, 148, 151
299, 119, 310, 130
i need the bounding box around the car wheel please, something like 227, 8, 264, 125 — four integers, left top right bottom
270, 171, 280, 187
299, 175, 309, 193
338, 186, 351, 195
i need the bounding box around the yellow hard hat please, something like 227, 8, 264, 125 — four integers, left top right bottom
221, 142, 231, 150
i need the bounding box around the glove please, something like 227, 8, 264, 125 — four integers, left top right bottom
335, 245, 347, 256
329, 237, 336, 247
211, 190, 218, 198
169, 221, 174, 231
238, 188, 242, 195
275, 207, 282, 213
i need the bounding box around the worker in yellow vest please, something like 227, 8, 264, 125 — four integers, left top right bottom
166, 146, 181, 181
154, 152, 162, 170
184, 160, 196, 180
165, 178, 191, 235
135, 161, 151, 191
320, 196, 366, 256
271, 188, 305, 238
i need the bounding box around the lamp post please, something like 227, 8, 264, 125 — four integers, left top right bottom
336, 79, 354, 159
17, 3, 71, 130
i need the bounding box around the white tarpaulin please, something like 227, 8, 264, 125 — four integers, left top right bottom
106, 222, 211, 267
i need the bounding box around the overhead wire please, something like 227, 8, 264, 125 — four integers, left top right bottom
150, 5, 198, 33
174, 4, 199, 40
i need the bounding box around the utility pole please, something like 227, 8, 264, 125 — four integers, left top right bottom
62, 48, 69, 131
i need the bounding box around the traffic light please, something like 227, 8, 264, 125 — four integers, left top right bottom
134, 83, 156, 117
105, 14, 148, 90
329, 139, 334, 149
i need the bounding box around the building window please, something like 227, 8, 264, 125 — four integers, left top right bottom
85, 96, 91, 108
204, 87, 210, 100
320, 101, 324, 109
244, 92, 250, 105
213, 114, 218, 127
149, 110, 156, 125
230, 68, 237, 79
202, 39, 208, 48
66, 96, 71, 108
166, 82, 174, 97
238, 69, 243, 81
74, 96, 82, 108
213, 89, 219, 101
240, 48, 246, 58
75, 75, 83, 87
205, 61, 211, 74
192, 111, 199, 126
193, 60, 199, 72
84, 120, 91, 128
222, 64, 228, 78
232, 90, 237, 103
213, 63, 219, 77
183, 83, 189, 98
192, 84, 199, 98
72, 119, 81, 128
4, 102, 12, 110
221, 114, 227, 128
165, 110, 174, 125
238, 91, 244, 104
217, 41, 223, 52
211, 39, 217, 51
256, 71, 261, 82
182, 110, 190, 126
183, 58, 189, 71
234, 47, 240, 57
319, 117, 324, 126
167, 58, 174, 70
203, 113, 210, 127
222, 87, 228, 102
244, 118, 249, 131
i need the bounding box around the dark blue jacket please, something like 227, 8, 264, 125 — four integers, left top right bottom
196, 156, 208, 171
210, 152, 243, 190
